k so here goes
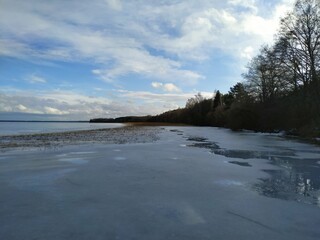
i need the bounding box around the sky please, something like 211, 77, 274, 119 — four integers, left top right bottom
0, 0, 295, 120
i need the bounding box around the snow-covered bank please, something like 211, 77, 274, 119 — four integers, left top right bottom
1, 126, 320, 240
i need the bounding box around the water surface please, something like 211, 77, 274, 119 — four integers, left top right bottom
0, 122, 123, 136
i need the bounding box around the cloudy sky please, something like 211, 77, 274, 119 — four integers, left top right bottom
0, 0, 295, 120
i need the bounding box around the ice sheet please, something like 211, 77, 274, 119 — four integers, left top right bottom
1, 126, 320, 240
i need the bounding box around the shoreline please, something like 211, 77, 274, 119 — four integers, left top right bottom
0, 125, 162, 151
2, 121, 319, 152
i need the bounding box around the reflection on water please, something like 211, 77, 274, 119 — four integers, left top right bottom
253, 160, 320, 206
186, 135, 320, 207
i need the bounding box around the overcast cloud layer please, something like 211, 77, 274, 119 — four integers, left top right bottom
0, 0, 295, 120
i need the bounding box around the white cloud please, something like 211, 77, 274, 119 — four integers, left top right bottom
241, 46, 254, 59
91, 48, 204, 84
44, 106, 69, 115
27, 74, 47, 84
0, 0, 296, 88
0, 0, 205, 85
228, 0, 258, 13
105, 0, 122, 11
0, 88, 215, 120
151, 82, 162, 89
151, 82, 181, 92
138, 0, 295, 65
37, 90, 113, 106
162, 83, 181, 92
16, 104, 27, 111
116, 89, 214, 103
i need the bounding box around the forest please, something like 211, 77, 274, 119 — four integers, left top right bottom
92, 0, 320, 138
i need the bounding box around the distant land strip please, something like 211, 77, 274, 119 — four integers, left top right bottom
0, 120, 88, 123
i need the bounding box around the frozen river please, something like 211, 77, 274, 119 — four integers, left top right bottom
1, 126, 320, 240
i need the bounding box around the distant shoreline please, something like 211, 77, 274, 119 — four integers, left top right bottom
0, 120, 89, 123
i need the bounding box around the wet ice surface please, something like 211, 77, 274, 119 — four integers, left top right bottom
183, 128, 320, 207
1, 126, 320, 240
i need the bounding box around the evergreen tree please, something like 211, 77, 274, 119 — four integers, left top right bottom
213, 90, 222, 109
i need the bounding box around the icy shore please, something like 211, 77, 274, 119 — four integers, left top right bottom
1, 126, 320, 240
0, 126, 161, 150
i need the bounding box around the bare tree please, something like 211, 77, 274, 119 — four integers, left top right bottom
279, 0, 320, 88
243, 46, 285, 103
185, 92, 204, 108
